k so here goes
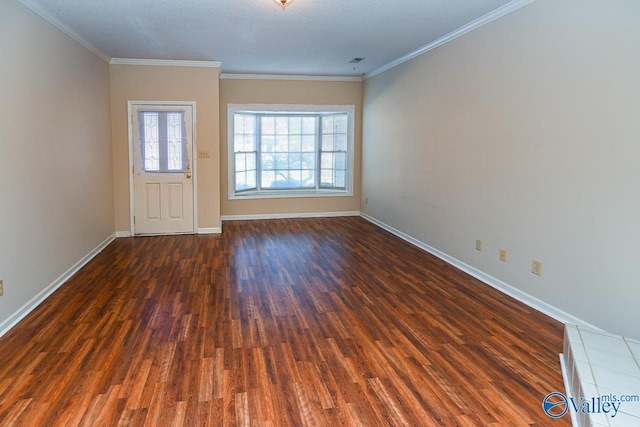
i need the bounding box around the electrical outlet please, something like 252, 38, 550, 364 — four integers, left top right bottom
0, 279, 4, 297
475, 240, 482, 251
198, 149, 211, 158
499, 249, 507, 262
532, 260, 543, 276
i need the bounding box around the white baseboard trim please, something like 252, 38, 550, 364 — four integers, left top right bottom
360, 213, 601, 330
198, 227, 222, 234
0, 233, 116, 338
115, 231, 131, 238
221, 211, 361, 221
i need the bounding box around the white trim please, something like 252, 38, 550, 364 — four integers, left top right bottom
18, 0, 110, 62
128, 101, 198, 236
115, 231, 132, 238
110, 58, 222, 68
220, 73, 362, 82
230, 191, 353, 200
360, 212, 601, 330
198, 227, 222, 234
222, 211, 360, 221
365, 0, 536, 79
0, 233, 116, 338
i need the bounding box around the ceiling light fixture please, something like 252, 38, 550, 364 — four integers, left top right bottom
273, 0, 294, 10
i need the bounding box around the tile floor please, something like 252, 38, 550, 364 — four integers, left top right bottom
562, 324, 640, 427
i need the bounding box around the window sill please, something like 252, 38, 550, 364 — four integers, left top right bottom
229, 189, 353, 200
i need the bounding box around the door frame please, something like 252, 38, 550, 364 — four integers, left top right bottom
127, 100, 198, 236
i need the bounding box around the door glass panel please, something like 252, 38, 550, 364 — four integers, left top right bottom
167, 112, 186, 171
143, 113, 160, 171
139, 111, 187, 172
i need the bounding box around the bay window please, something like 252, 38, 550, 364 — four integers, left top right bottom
228, 105, 354, 198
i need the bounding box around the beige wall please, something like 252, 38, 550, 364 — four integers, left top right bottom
362, 0, 640, 338
110, 65, 221, 232
220, 78, 362, 216
0, 0, 114, 329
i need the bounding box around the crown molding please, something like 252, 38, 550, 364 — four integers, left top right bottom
220, 73, 362, 82
110, 58, 222, 68
18, 0, 110, 62
365, 0, 536, 79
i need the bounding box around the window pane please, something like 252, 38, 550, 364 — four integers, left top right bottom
243, 115, 255, 133
301, 153, 315, 170
334, 170, 346, 188
261, 154, 275, 170
289, 116, 302, 134
335, 152, 346, 170
142, 112, 160, 171
275, 135, 288, 152
322, 116, 334, 133
234, 114, 244, 133
320, 169, 332, 187
167, 113, 185, 171
289, 135, 301, 153
289, 153, 302, 169
275, 117, 288, 135
302, 170, 315, 187
273, 172, 289, 188
302, 117, 316, 134
335, 115, 348, 133
246, 170, 256, 189
335, 134, 347, 152
244, 135, 255, 152
246, 152, 256, 171
302, 135, 315, 152
275, 153, 289, 169
262, 136, 275, 153
262, 171, 275, 188
261, 117, 275, 135
321, 153, 333, 168
289, 170, 302, 186
234, 135, 244, 153
322, 134, 334, 151
236, 172, 247, 190
235, 153, 246, 172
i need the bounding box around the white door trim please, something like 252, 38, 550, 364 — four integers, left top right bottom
127, 100, 198, 235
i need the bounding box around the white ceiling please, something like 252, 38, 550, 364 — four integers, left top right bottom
23, 0, 519, 76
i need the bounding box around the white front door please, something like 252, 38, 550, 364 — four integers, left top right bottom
131, 104, 195, 235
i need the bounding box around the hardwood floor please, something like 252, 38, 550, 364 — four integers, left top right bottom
0, 217, 568, 426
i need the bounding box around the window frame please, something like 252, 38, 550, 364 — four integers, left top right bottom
227, 104, 355, 200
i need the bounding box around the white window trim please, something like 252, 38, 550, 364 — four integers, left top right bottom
227, 104, 355, 200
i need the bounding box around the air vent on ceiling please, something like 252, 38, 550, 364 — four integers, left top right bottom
349, 57, 365, 64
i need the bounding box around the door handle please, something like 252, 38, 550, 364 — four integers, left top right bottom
186, 173, 192, 179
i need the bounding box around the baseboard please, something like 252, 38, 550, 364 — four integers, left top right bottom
360, 213, 601, 330
198, 227, 222, 234
115, 231, 131, 238
0, 233, 116, 338
221, 211, 361, 221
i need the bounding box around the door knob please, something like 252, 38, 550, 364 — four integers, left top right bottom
186, 173, 192, 179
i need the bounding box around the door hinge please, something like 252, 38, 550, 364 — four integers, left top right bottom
132, 165, 134, 174
134, 216, 136, 224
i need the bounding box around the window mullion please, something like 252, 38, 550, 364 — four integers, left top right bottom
159, 112, 168, 172
316, 114, 321, 190
256, 114, 261, 191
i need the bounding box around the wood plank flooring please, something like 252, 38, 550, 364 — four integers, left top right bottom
0, 217, 568, 426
